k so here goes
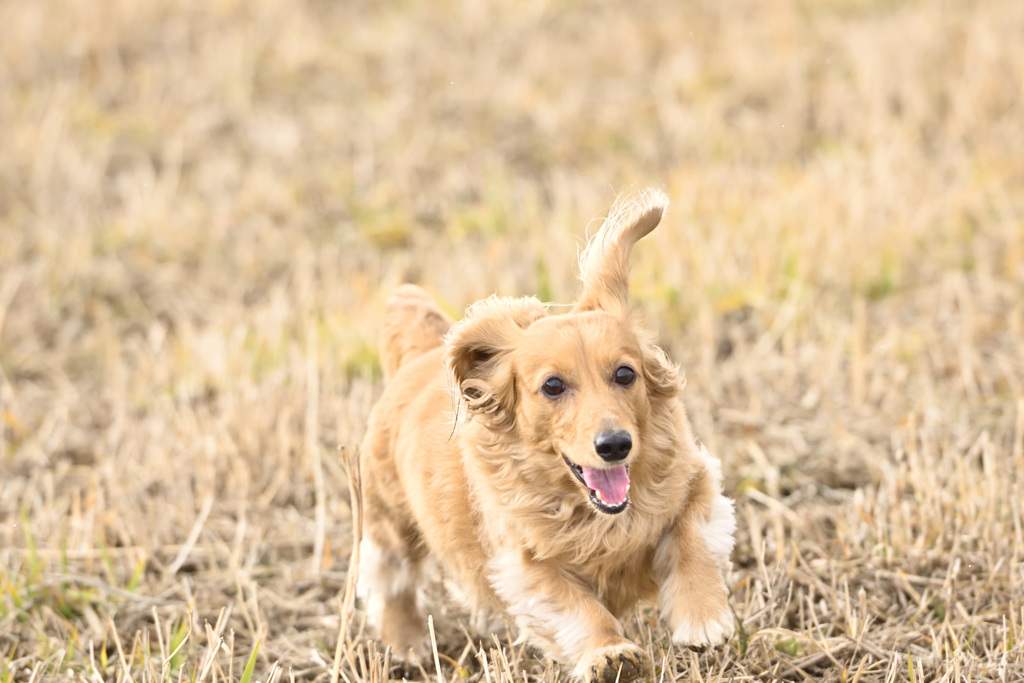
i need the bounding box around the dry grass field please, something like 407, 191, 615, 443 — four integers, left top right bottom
2, 0, 1024, 680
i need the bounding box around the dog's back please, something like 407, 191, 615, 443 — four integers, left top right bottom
379, 284, 452, 380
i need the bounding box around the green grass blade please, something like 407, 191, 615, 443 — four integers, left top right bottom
239, 639, 261, 683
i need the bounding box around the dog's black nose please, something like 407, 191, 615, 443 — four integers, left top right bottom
594, 430, 632, 462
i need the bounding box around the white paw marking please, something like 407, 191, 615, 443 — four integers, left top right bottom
670, 606, 735, 648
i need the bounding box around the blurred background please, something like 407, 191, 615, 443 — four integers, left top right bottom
1, 0, 1022, 680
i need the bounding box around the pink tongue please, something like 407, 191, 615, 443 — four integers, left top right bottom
581, 465, 630, 505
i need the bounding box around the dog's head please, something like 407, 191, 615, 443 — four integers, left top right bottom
446, 189, 680, 515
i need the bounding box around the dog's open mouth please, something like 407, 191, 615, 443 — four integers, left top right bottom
562, 455, 630, 514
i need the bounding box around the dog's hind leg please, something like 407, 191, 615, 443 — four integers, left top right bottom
357, 495, 428, 659
357, 530, 426, 660
357, 410, 429, 660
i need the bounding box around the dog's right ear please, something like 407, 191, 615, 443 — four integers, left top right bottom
445, 295, 547, 430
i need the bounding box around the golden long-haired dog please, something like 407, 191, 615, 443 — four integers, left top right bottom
357, 189, 735, 683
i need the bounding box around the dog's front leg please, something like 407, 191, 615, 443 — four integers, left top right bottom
488, 550, 650, 683
654, 476, 736, 650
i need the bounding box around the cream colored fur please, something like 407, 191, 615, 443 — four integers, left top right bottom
357, 189, 735, 683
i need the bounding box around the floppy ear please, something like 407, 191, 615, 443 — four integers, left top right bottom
445, 295, 547, 430
575, 188, 668, 316
640, 337, 683, 400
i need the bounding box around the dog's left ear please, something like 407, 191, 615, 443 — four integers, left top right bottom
640, 339, 683, 400
575, 188, 668, 316
445, 295, 547, 430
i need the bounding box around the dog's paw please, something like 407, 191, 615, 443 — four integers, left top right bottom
670, 604, 734, 651
385, 653, 423, 681
573, 643, 650, 683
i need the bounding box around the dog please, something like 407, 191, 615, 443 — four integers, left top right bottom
357, 189, 735, 683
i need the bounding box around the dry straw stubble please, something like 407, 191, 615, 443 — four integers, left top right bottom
2, 0, 1024, 681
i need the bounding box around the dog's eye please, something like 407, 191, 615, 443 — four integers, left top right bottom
613, 365, 636, 386
541, 377, 565, 397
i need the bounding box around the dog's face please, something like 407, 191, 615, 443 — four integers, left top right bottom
446, 189, 677, 515
513, 312, 650, 514
447, 301, 679, 516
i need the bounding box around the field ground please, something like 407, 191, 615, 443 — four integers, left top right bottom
2, 0, 1024, 681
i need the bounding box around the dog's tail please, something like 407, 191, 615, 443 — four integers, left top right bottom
575, 188, 668, 316
379, 284, 453, 380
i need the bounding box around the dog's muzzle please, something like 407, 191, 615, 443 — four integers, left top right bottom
562, 455, 630, 514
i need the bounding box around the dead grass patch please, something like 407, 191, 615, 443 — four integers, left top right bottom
2, 0, 1023, 680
